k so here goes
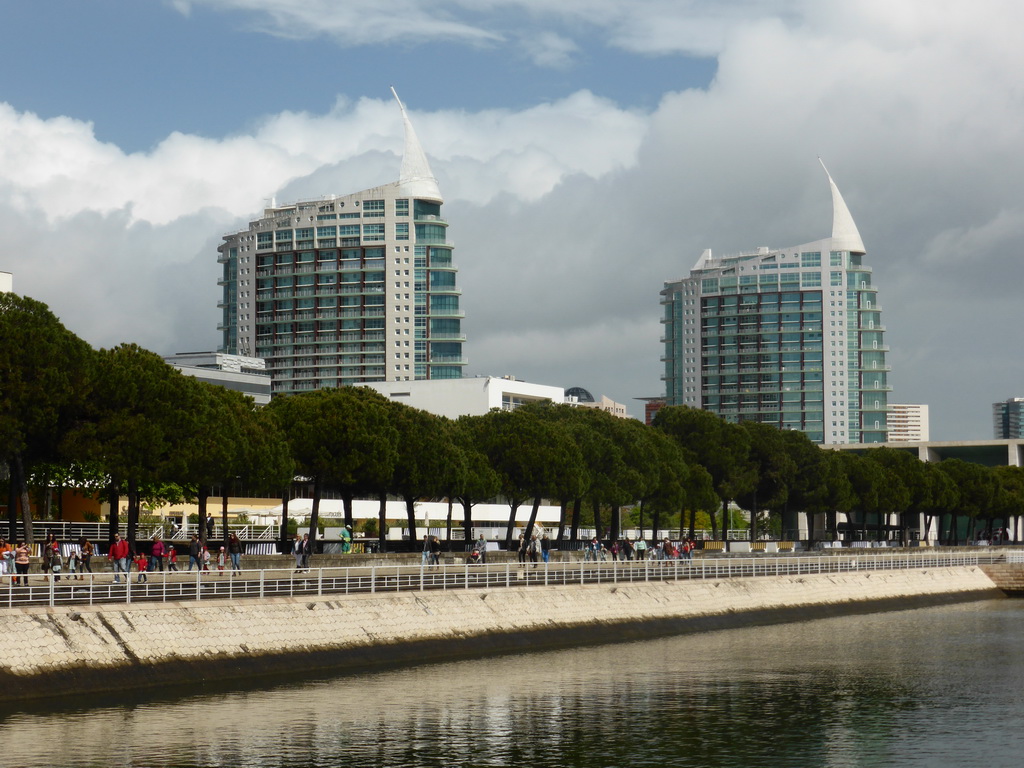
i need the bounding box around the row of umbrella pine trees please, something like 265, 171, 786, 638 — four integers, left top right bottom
4, 293, 1023, 552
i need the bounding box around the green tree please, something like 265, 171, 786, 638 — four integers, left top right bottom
863, 447, 929, 545
62, 344, 202, 551
991, 465, 1024, 542
653, 406, 755, 541
451, 416, 501, 544
0, 294, 93, 543
735, 421, 796, 541
267, 387, 398, 554
386, 403, 462, 545
472, 407, 583, 549
936, 460, 996, 544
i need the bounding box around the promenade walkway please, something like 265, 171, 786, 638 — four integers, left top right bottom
1, 551, 1013, 609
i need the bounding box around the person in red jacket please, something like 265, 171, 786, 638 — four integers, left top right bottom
108, 533, 131, 584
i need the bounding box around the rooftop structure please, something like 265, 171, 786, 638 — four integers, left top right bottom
164, 351, 272, 406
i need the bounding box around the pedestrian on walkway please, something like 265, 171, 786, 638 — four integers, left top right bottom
528, 535, 540, 568
0, 537, 12, 578
79, 538, 94, 575
151, 536, 165, 572
13, 541, 30, 585
227, 532, 243, 575
428, 535, 441, 567
188, 534, 201, 571
167, 545, 179, 571
292, 534, 303, 572
108, 533, 130, 583
133, 552, 148, 583
541, 534, 551, 564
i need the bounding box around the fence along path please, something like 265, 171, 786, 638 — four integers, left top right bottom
0, 552, 1003, 609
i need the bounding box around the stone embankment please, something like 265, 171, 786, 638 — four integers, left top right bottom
0, 565, 1005, 700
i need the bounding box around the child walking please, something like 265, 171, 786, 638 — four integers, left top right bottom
134, 552, 148, 583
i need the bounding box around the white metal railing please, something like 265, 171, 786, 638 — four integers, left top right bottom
0, 552, 1005, 609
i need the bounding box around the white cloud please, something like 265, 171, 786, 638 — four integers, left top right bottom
172, 0, 799, 56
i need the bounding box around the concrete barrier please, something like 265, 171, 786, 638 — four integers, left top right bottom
0, 565, 1003, 701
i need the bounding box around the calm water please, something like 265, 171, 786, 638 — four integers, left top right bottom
2, 600, 1023, 768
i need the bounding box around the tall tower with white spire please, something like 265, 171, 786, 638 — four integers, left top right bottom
660, 164, 888, 445
217, 91, 465, 395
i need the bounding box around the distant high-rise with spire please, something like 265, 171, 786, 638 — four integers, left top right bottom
217, 90, 465, 394
660, 163, 888, 445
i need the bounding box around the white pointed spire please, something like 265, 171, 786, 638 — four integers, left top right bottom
818, 158, 865, 254
391, 87, 442, 202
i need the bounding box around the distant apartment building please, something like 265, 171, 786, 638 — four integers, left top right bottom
887, 403, 929, 442
216, 90, 465, 396
993, 398, 1024, 439
660, 162, 889, 445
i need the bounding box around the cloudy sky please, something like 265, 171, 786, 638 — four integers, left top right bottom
1, 0, 1021, 440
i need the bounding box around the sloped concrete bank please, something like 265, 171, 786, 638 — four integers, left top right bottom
0, 566, 1003, 701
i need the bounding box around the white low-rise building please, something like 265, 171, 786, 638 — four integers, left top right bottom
365, 375, 563, 419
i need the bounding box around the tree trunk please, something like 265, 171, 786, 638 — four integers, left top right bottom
280, 490, 290, 554
341, 493, 354, 540
307, 476, 321, 555
343, 494, 354, 531
221, 487, 230, 549
198, 486, 209, 547
592, 500, 603, 540
721, 499, 729, 543
107, 484, 119, 544
570, 498, 582, 542
460, 497, 474, 544
709, 501, 718, 540
13, 455, 33, 545
523, 496, 542, 542
749, 489, 758, 542
556, 499, 567, 543
609, 505, 621, 543
405, 496, 418, 545
6, 466, 18, 541
688, 508, 696, 540
378, 492, 387, 554
126, 478, 140, 554
445, 497, 454, 552
504, 500, 522, 549
651, 507, 661, 542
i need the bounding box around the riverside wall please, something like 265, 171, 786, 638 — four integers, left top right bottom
0, 565, 1005, 701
